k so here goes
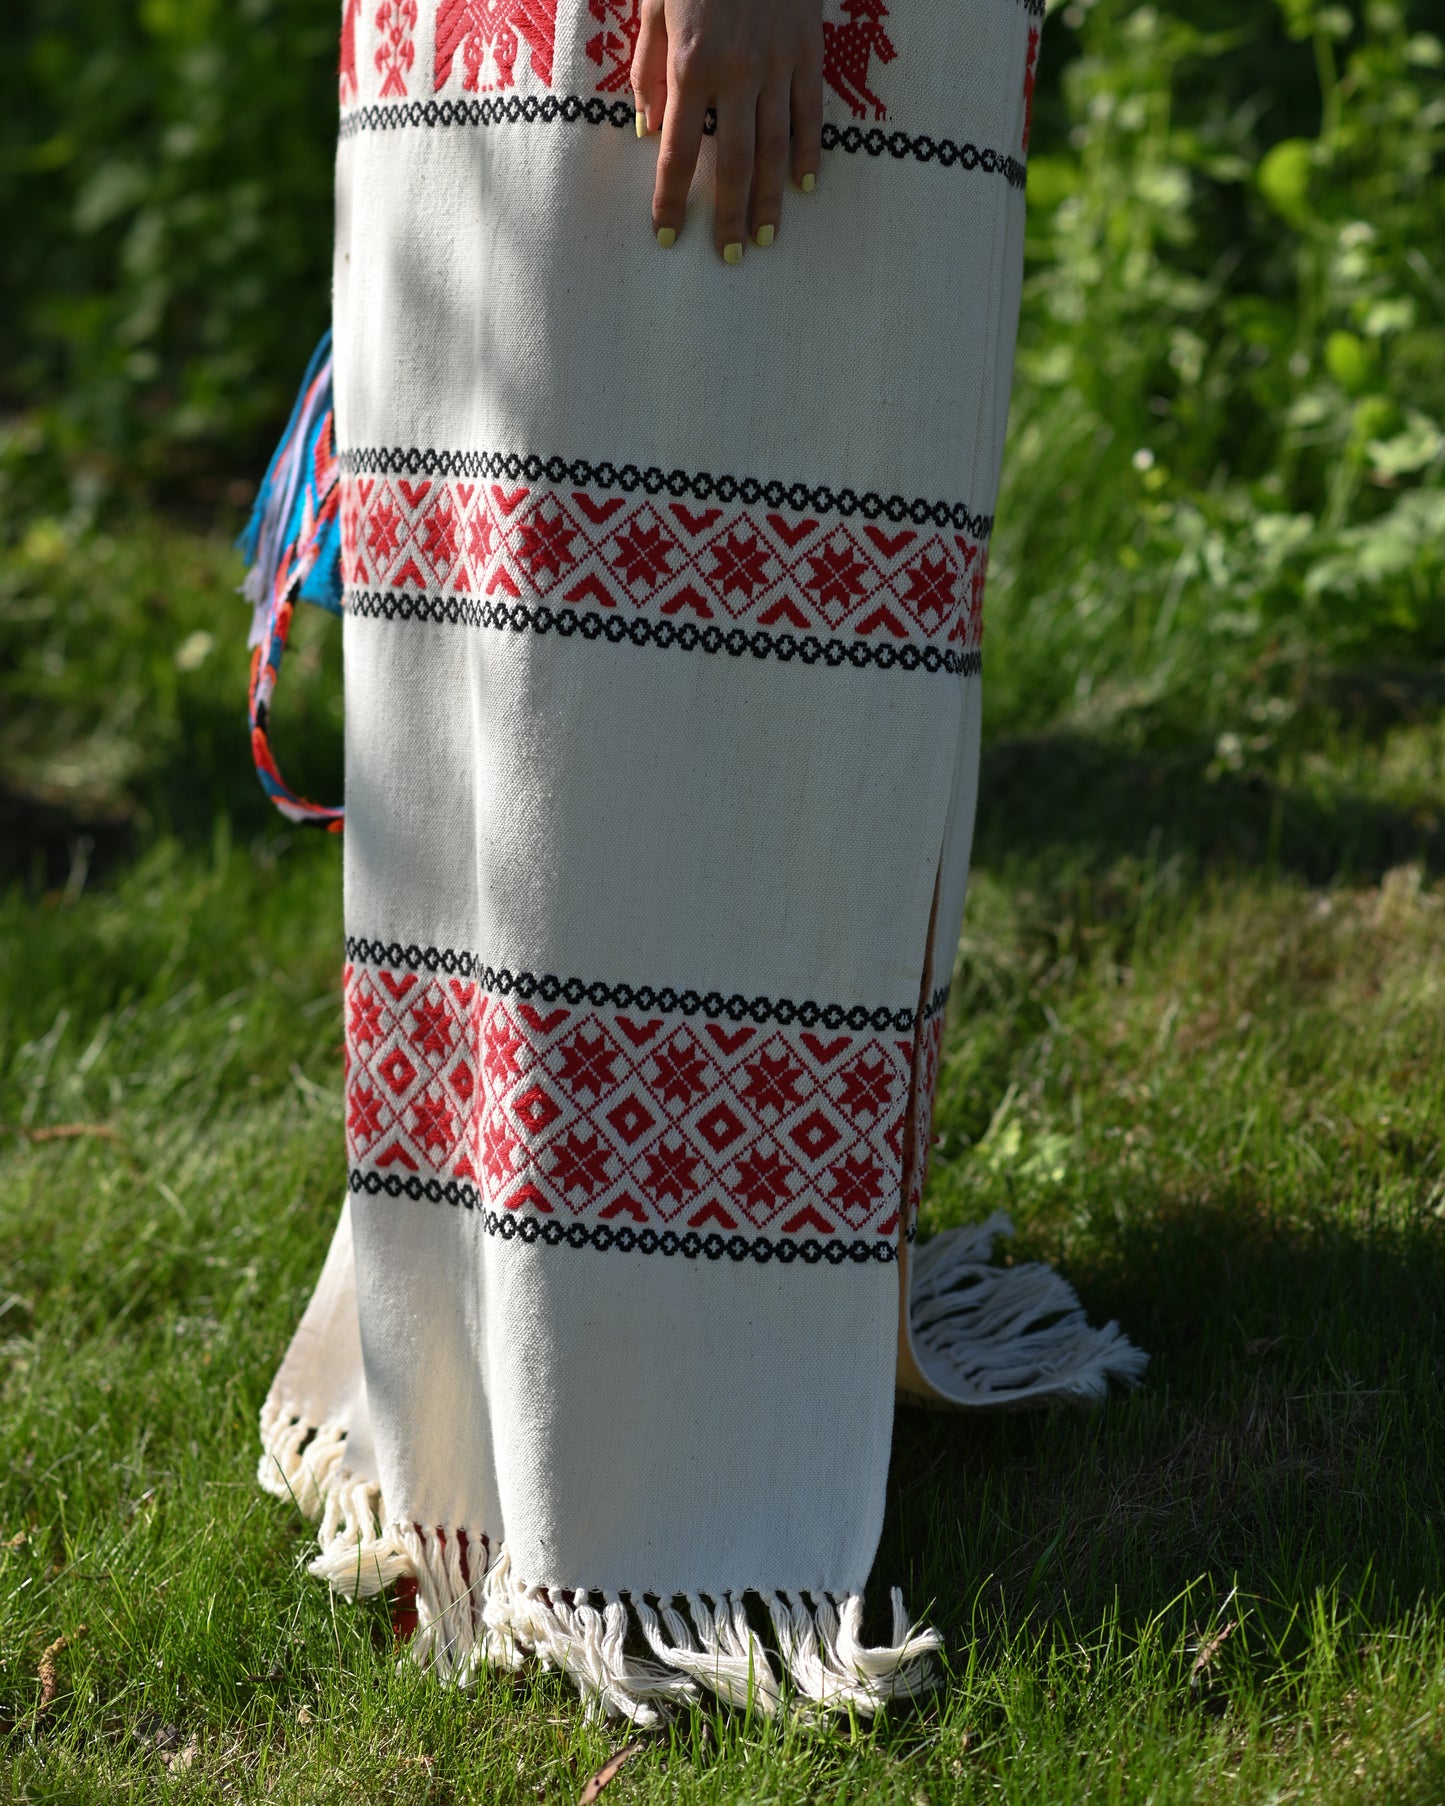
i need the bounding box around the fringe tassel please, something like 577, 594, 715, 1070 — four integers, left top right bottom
481, 1552, 693, 1725
472, 1553, 940, 1725
256, 1400, 783, 1723
908, 1210, 1150, 1406
258, 1204, 1147, 1724
256, 1401, 943, 1730
633, 1592, 783, 1718
238, 333, 338, 650
257, 1396, 411, 1596
398, 1523, 504, 1683
237, 332, 345, 830
767, 1590, 942, 1711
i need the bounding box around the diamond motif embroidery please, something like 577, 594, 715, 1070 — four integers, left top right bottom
343, 476, 985, 660
344, 960, 913, 1242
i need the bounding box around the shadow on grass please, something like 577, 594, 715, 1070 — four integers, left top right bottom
977, 727, 1443, 890
0, 676, 344, 896
977, 657, 1445, 887
0, 779, 138, 895
4, 652, 1440, 898
882, 1195, 1445, 1657
1314, 661, 1445, 739
154, 675, 345, 847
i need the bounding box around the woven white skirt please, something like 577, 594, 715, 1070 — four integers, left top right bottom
258, 0, 1143, 1722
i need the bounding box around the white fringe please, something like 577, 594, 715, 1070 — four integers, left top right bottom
470, 1550, 941, 1726
256, 1395, 412, 1596
256, 1397, 942, 1725
763, 1589, 942, 1714
481, 1550, 695, 1725
907, 1211, 1150, 1407
257, 1199, 1150, 1729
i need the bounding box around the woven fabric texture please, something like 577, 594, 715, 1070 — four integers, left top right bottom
259, 0, 1144, 1723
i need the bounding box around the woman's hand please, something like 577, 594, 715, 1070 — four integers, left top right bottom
631, 0, 824, 261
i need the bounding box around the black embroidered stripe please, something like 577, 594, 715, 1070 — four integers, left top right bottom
820, 121, 1025, 189
346, 936, 918, 1032
346, 588, 980, 679
922, 981, 953, 1023
337, 91, 1026, 189
340, 446, 994, 542
350, 1169, 898, 1266
339, 92, 632, 141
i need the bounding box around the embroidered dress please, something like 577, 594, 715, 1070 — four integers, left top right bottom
258, 0, 1144, 1722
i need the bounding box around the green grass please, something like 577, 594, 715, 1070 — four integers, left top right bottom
1, 501, 1443, 1802
5, 0, 1443, 1791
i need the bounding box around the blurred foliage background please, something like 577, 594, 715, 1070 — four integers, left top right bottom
0, 0, 1441, 853
1, 0, 336, 495
998, 0, 1445, 732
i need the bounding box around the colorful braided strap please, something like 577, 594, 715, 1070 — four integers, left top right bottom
238, 332, 345, 831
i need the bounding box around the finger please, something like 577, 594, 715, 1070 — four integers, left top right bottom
790, 37, 824, 193
712, 91, 755, 262
750, 80, 790, 246
652, 79, 707, 246
630, 0, 667, 137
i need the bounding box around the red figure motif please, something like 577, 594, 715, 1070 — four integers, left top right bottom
1022, 25, 1040, 153
586, 0, 641, 92
435, 0, 559, 92
339, 0, 361, 103
374, 0, 417, 97
823, 0, 897, 123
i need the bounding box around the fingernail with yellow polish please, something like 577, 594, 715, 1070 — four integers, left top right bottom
635, 110, 647, 138
723, 242, 743, 265
656, 226, 676, 248
755, 223, 775, 248
801, 172, 816, 193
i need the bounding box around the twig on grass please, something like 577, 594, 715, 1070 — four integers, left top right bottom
1189, 1619, 1236, 1685
577, 1739, 648, 1803
1, 1122, 121, 1144
35, 1624, 87, 1725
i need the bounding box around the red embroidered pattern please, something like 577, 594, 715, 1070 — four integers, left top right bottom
435, 0, 558, 92
1022, 25, 1040, 154
341, 475, 986, 656
340, 0, 362, 104
345, 962, 911, 1242
586, 0, 640, 93
374, 0, 417, 97
905, 1006, 945, 1234
823, 0, 897, 123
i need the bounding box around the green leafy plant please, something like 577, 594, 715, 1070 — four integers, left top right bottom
992, 0, 1445, 737
1, 0, 337, 491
